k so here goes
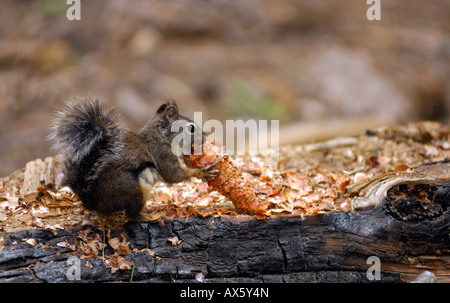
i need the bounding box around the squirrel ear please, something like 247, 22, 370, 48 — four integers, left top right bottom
156, 103, 167, 114
156, 100, 178, 119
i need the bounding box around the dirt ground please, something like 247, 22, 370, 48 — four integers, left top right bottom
0, 0, 449, 176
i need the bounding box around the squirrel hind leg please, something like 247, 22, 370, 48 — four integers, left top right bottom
88, 168, 145, 218
121, 188, 146, 220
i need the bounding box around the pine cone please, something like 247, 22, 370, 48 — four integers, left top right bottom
186, 142, 269, 217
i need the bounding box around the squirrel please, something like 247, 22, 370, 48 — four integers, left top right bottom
49, 97, 214, 220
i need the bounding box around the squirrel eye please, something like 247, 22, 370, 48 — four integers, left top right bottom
188, 124, 196, 134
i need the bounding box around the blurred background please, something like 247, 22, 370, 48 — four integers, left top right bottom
0, 0, 449, 176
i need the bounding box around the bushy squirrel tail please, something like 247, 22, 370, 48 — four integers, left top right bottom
49, 98, 124, 203
49, 98, 121, 162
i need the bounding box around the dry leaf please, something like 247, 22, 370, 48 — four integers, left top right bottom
30, 216, 44, 228
195, 272, 206, 283
134, 247, 154, 256
84, 260, 93, 269
354, 172, 368, 183
339, 179, 351, 191
394, 164, 410, 172
193, 196, 211, 208
56, 240, 76, 251
0, 194, 20, 211
77, 230, 106, 256
167, 236, 182, 246
105, 253, 133, 274
23, 238, 37, 246
108, 237, 132, 255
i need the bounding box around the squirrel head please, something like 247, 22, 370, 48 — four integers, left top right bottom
141, 100, 206, 156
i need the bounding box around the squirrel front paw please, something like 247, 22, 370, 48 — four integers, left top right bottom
196, 161, 221, 181
179, 156, 220, 181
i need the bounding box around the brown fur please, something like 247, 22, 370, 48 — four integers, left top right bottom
50, 98, 208, 219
